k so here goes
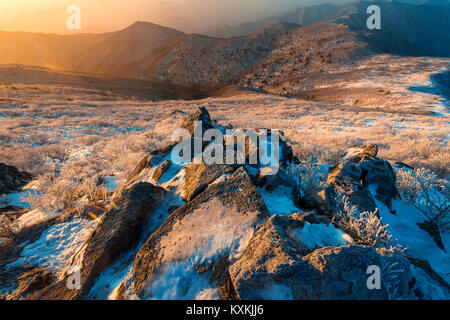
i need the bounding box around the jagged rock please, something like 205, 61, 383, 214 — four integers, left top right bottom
181, 106, 214, 136
229, 213, 413, 299
324, 145, 400, 215
233, 128, 295, 169
127, 143, 175, 183
183, 163, 237, 201
255, 166, 295, 192
115, 166, 269, 299
0, 163, 33, 195
417, 220, 445, 252
408, 256, 450, 297
151, 160, 171, 182
7, 266, 55, 300
29, 182, 166, 300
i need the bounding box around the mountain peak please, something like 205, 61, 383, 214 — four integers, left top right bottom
124, 21, 185, 36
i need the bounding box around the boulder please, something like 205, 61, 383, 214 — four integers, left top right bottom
151, 160, 172, 182
324, 145, 400, 215
181, 106, 214, 136
0, 163, 33, 195
115, 166, 269, 299
7, 266, 55, 300
183, 163, 237, 201
255, 166, 296, 192
29, 182, 166, 299
228, 213, 413, 299
126, 144, 175, 183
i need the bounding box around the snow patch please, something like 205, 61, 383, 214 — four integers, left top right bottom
411, 266, 450, 300
258, 185, 301, 215
290, 222, 353, 250
8, 218, 96, 275
143, 199, 258, 299
375, 198, 450, 283
102, 176, 121, 192
260, 282, 294, 300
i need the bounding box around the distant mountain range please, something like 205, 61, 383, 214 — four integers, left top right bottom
0, 0, 448, 88
205, 0, 450, 37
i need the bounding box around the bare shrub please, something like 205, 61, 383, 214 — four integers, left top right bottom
397, 168, 450, 229
333, 196, 404, 255
287, 161, 327, 198
41, 144, 71, 162
20, 178, 109, 215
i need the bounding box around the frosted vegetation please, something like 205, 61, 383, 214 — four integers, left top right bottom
0, 67, 448, 235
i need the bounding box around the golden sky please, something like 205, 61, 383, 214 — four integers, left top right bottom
0, 0, 338, 34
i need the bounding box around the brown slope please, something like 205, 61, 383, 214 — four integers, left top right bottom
237, 21, 369, 93
64, 21, 186, 75
124, 22, 301, 87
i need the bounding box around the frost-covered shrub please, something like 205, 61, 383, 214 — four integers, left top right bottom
397, 168, 449, 229
20, 178, 109, 216
333, 196, 404, 255
287, 161, 327, 199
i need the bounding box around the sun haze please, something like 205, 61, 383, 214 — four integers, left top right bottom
0, 0, 346, 34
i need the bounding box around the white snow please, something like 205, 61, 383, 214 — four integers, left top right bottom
142, 198, 258, 300
374, 198, 450, 283
211, 173, 230, 185
258, 185, 301, 215
1, 191, 35, 209
89, 192, 185, 300
17, 208, 52, 229
411, 266, 449, 299
290, 222, 353, 250
260, 282, 294, 300
145, 259, 221, 300
7, 218, 96, 275
87, 249, 136, 300
102, 176, 121, 192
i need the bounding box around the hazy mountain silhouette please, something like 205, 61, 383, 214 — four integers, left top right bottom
0, 0, 448, 88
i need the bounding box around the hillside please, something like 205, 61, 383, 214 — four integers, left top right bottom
0, 0, 448, 90
125, 22, 301, 87
65, 22, 186, 76
205, 3, 340, 38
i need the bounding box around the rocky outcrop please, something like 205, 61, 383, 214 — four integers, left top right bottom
5, 107, 444, 301
181, 106, 214, 136
126, 144, 175, 183
0, 163, 33, 195
127, 107, 300, 201
151, 160, 172, 182
7, 266, 55, 300
183, 163, 236, 201
229, 212, 413, 299
29, 182, 166, 300
324, 145, 400, 215
115, 166, 269, 299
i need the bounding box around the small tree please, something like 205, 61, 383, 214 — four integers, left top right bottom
333, 196, 404, 255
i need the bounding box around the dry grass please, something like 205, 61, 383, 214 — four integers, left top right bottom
0, 58, 448, 216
